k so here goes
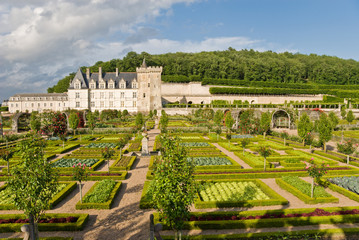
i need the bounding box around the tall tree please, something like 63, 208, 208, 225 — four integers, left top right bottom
149, 136, 197, 240
346, 110, 355, 124
8, 135, 59, 240
86, 112, 96, 135
328, 111, 339, 130
225, 112, 234, 132
160, 110, 169, 132
317, 113, 333, 152
213, 110, 224, 126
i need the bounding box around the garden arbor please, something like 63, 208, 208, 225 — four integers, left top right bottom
12, 112, 31, 133
272, 109, 291, 129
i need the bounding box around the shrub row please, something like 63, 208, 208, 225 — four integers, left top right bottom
0, 213, 88, 232
52, 144, 80, 154
57, 171, 127, 181
76, 181, 121, 209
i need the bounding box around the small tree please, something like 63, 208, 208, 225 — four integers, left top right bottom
160, 110, 169, 132
8, 135, 58, 240
297, 113, 313, 146
72, 162, 90, 203
59, 132, 67, 148
240, 138, 250, 155
214, 110, 224, 126
328, 111, 339, 130
258, 146, 271, 171
149, 110, 153, 119
87, 112, 96, 135
317, 113, 333, 152
346, 110, 355, 124
304, 158, 329, 198
215, 127, 222, 141
117, 138, 127, 161
0, 148, 14, 175
102, 147, 115, 174
69, 112, 80, 135
341, 106, 347, 120
30, 112, 41, 132
337, 141, 355, 164
226, 133, 232, 150
149, 136, 197, 240
260, 112, 271, 138
225, 112, 234, 132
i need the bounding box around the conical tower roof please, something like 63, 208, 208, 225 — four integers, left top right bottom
141, 58, 147, 68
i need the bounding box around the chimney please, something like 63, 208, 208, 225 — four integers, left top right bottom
116, 68, 119, 77
99, 67, 102, 81
86, 68, 90, 79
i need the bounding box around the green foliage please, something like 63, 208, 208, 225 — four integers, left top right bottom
224, 112, 234, 131
328, 111, 339, 129
329, 176, 359, 194
213, 110, 224, 126
180, 142, 210, 147
30, 112, 41, 132
69, 112, 79, 133
347, 110, 355, 123
86, 142, 117, 148
260, 112, 271, 134
72, 162, 90, 183
238, 110, 260, 134
337, 141, 355, 155
41, 111, 67, 137
297, 113, 313, 144
149, 136, 197, 235
7, 134, 59, 239
47, 73, 75, 93
317, 113, 333, 151
101, 147, 115, 160
159, 110, 169, 132
86, 112, 96, 132
135, 112, 144, 128
281, 176, 331, 198
53, 158, 99, 168
83, 180, 116, 203
304, 159, 329, 180
341, 106, 347, 119
189, 157, 232, 166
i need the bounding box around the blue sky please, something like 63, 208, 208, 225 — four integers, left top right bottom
0, 0, 358, 103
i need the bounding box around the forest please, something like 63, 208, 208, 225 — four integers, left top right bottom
48, 48, 359, 93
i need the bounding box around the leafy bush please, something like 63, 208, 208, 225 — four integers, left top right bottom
337, 141, 355, 155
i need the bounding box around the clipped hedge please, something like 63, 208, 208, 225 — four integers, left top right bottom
0, 213, 88, 232
57, 171, 127, 181
194, 179, 288, 209
52, 144, 80, 154
76, 181, 122, 209
139, 181, 153, 209
276, 178, 338, 204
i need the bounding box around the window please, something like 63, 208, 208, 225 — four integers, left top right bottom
32, 103, 34, 107
44, 103, 46, 107
100, 101, 104, 108
148, 83, 150, 87
109, 101, 113, 107
133, 101, 136, 107
91, 102, 95, 107
76, 92, 80, 98
109, 92, 113, 98
75, 83, 80, 89
143, 93, 146, 98
38, 103, 40, 107
16, 104, 18, 107
133, 92, 137, 98
120, 101, 124, 107
90, 83, 95, 89
11, 104, 13, 107
76, 102, 80, 108
25, 103, 28, 107
120, 83, 125, 89
132, 82, 137, 88
100, 92, 104, 99
50, 103, 53, 107
121, 92, 125, 98
58, 103, 60, 107
109, 83, 114, 89
91, 92, 94, 98
99, 83, 105, 89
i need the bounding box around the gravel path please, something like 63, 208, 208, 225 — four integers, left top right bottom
212, 143, 252, 169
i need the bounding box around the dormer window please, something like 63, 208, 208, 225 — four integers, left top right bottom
90, 83, 96, 89
75, 79, 81, 89
132, 81, 137, 88
99, 83, 105, 89
108, 80, 114, 89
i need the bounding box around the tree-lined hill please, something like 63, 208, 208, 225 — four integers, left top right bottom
48, 49, 359, 93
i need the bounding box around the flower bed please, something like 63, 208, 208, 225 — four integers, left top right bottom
76, 180, 121, 209
52, 158, 100, 168
0, 213, 88, 232
195, 179, 288, 208
276, 176, 338, 204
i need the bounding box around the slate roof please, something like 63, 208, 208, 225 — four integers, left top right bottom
69, 69, 137, 89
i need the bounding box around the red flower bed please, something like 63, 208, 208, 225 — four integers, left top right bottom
0, 217, 78, 224
188, 208, 359, 222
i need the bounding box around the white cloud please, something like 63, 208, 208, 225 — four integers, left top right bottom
0, 0, 297, 104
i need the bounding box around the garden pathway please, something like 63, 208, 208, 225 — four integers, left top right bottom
2, 129, 158, 240
212, 142, 252, 169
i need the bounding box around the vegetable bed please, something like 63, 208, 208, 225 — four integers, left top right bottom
195, 179, 288, 208
76, 180, 121, 209
52, 158, 100, 168
85, 143, 117, 148
189, 157, 232, 166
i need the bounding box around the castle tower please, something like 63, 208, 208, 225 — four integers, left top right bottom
136, 59, 162, 113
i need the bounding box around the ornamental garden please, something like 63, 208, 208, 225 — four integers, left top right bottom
1, 108, 359, 239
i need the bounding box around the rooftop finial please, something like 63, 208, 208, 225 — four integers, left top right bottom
141, 58, 147, 68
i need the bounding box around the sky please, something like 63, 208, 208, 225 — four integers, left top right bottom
1, 0, 359, 103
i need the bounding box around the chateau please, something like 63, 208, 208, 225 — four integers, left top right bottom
8, 59, 163, 114
7, 60, 325, 114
